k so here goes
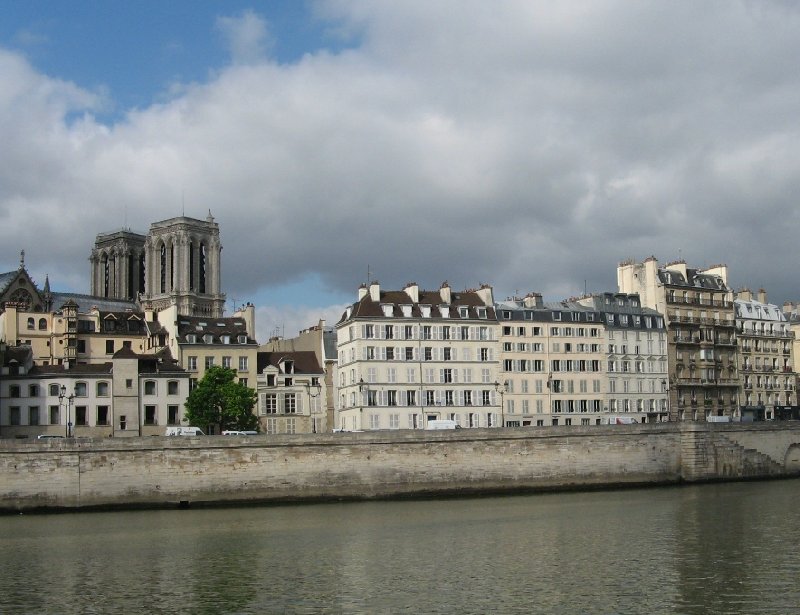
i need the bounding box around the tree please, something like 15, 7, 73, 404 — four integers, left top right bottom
184, 366, 258, 433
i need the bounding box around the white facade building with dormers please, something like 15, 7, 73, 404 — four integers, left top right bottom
335, 282, 501, 431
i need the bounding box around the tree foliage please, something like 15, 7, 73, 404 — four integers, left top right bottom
184, 366, 258, 433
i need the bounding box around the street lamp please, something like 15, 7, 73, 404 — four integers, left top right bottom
306, 379, 322, 433
494, 380, 506, 428
59, 385, 74, 438
661, 378, 670, 422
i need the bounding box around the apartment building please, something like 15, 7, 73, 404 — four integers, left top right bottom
618, 257, 738, 420
736, 290, 795, 420
335, 281, 501, 431
256, 351, 327, 434
0, 343, 189, 438
575, 293, 669, 423
261, 319, 338, 431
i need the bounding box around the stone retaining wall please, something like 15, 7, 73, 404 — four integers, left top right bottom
1, 423, 799, 512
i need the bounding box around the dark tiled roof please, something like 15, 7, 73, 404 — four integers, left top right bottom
657, 269, 728, 291
2, 345, 33, 366
0, 271, 18, 294
339, 288, 496, 323
176, 315, 256, 344
257, 351, 323, 375
30, 362, 114, 376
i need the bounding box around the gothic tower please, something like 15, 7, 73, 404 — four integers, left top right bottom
90, 213, 225, 317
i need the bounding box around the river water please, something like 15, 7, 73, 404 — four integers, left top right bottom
1, 480, 799, 614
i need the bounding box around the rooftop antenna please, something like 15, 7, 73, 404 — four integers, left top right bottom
584, 280, 587, 296
367, 264, 371, 284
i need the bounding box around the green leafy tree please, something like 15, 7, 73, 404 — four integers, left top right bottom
184, 366, 258, 433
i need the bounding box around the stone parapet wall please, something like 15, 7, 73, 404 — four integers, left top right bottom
1, 423, 799, 512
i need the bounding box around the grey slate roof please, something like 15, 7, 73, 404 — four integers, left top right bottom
51, 292, 138, 313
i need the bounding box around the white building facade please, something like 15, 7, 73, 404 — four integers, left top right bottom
336, 282, 501, 431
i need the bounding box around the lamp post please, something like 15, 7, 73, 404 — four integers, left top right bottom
358, 377, 368, 431
494, 380, 506, 428
661, 378, 669, 422
59, 385, 74, 438
306, 379, 322, 433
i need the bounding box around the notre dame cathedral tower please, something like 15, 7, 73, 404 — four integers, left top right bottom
89, 213, 225, 317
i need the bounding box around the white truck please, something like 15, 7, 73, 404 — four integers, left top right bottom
165, 426, 205, 436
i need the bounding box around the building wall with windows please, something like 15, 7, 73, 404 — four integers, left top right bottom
736, 291, 795, 420
0, 346, 189, 439
157, 305, 259, 393
496, 293, 606, 427
618, 257, 738, 421
336, 282, 500, 432
256, 351, 327, 434
575, 293, 669, 423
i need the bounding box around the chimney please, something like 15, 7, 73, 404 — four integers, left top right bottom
758, 288, 767, 304
369, 281, 380, 302
358, 284, 368, 301
439, 282, 451, 305
475, 284, 494, 306
523, 292, 543, 309
404, 282, 419, 304
738, 287, 752, 302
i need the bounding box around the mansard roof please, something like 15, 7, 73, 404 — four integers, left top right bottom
340, 288, 496, 323
176, 315, 256, 344
657, 268, 728, 291
257, 351, 323, 375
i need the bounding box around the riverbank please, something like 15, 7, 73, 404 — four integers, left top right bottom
2, 422, 800, 512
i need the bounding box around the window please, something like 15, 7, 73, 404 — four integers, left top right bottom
205, 356, 215, 369
167, 380, 179, 395
28, 406, 40, 425
26, 318, 34, 330
285, 393, 297, 414
188, 356, 197, 371
75, 406, 87, 426
126, 378, 134, 389
222, 356, 232, 369
49, 405, 59, 424
119, 415, 127, 430
144, 381, 156, 395
10, 407, 20, 425
28, 384, 39, 397
97, 406, 109, 426
144, 406, 157, 425
168, 405, 180, 425
106, 340, 115, 354
9, 385, 20, 398
264, 394, 278, 414
97, 381, 109, 397
239, 356, 248, 371
48, 383, 60, 397
74, 382, 87, 397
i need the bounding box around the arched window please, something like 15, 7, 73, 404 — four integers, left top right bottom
97, 381, 110, 397
38, 318, 47, 330
49, 383, 60, 396
144, 380, 157, 395
27, 317, 35, 330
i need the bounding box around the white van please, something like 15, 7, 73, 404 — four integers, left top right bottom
165, 426, 205, 436
602, 416, 638, 425
426, 419, 459, 430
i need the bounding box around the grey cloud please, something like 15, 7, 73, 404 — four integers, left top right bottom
2, 1, 800, 319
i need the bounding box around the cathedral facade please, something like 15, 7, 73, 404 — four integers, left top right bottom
89, 213, 225, 317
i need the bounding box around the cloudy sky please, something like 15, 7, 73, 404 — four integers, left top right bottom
2, 1, 799, 342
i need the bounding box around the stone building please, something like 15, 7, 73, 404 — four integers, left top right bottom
335, 281, 501, 431
618, 257, 738, 421
256, 351, 326, 434
261, 319, 338, 432
733, 290, 796, 420
0, 343, 189, 438
90, 213, 225, 317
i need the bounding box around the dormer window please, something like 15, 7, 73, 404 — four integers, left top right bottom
401, 305, 412, 317
283, 360, 295, 374
381, 304, 393, 317
221, 335, 231, 344
237, 335, 248, 344
440, 305, 450, 318
186, 334, 197, 344
477, 307, 487, 319
203, 334, 214, 344
420, 305, 431, 318
459, 306, 469, 318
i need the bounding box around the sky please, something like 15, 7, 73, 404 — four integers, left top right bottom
2, 1, 800, 343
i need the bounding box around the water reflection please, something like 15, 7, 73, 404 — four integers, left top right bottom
1, 481, 799, 614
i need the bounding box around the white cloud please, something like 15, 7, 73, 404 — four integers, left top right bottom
215, 10, 271, 65
254, 303, 348, 345
3, 1, 800, 330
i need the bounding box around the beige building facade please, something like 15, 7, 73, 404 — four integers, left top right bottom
336, 282, 501, 431
618, 257, 738, 421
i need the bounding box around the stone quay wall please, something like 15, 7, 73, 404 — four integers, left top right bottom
2, 423, 800, 512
